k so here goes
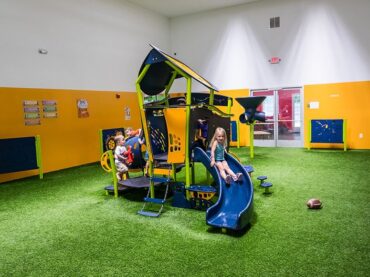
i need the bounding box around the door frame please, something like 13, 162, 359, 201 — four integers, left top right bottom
251, 87, 304, 147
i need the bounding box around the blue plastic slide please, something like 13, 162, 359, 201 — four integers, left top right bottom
193, 147, 254, 230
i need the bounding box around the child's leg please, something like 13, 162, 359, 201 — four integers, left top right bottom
115, 162, 125, 181
222, 161, 237, 179
216, 162, 231, 183
215, 162, 226, 179
144, 161, 149, 176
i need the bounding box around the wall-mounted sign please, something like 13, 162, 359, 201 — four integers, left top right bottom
44, 112, 58, 118
124, 107, 131, 120
24, 106, 39, 113
25, 119, 41, 126
23, 100, 38, 106
308, 101, 320, 109
77, 99, 89, 118
23, 100, 40, 126
24, 118, 41, 126
24, 113, 40, 119
42, 100, 58, 118
269, 57, 281, 64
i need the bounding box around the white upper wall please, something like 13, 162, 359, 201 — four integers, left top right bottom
170, 0, 370, 91
1, 0, 369, 92
0, 0, 170, 91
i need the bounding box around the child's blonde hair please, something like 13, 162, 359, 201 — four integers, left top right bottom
114, 135, 124, 144
125, 127, 133, 137
209, 127, 228, 148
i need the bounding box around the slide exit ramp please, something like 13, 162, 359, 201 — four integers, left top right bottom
193, 147, 254, 230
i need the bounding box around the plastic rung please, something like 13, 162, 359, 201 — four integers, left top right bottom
144, 197, 165, 204
257, 175, 268, 180
150, 177, 171, 183
137, 210, 160, 217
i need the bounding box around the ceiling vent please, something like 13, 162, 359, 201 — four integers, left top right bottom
270, 17, 280, 28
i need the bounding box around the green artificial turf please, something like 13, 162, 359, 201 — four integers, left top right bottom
0, 147, 369, 276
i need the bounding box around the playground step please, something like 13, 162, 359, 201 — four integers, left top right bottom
104, 185, 128, 192
144, 197, 166, 204
137, 210, 160, 217
261, 182, 273, 194
243, 165, 254, 174
261, 182, 272, 188
150, 177, 171, 183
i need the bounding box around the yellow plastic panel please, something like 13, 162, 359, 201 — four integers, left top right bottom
164, 108, 187, 163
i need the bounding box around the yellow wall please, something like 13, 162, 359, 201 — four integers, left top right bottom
0, 87, 141, 183
3, 81, 367, 183
304, 81, 370, 149
219, 89, 251, 147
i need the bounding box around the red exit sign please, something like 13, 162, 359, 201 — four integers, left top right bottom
269, 57, 281, 64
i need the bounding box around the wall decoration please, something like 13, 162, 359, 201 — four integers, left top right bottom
23, 100, 41, 126
43, 112, 57, 118
25, 119, 41, 126
24, 106, 39, 113
124, 106, 131, 120
42, 100, 58, 118
308, 119, 347, 151
43, 106, 57, 112
23, 100, 38, 106
24, 113, 40, 119
42, 100, 56, 106
77, 99, 89, 118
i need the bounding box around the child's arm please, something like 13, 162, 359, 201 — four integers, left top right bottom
210, 141, 217, 167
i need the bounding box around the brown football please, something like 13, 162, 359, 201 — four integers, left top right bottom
307, 198, 322, 209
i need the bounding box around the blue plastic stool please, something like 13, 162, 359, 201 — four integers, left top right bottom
261, 182, 272, 194
257, 175, 267, 185
243, 165, 254, 176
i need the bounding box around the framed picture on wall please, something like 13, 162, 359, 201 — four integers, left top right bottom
77, 99, 89, 118
124, 106, 131, 120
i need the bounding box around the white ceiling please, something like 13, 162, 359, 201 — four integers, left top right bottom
127, 0, 261, 18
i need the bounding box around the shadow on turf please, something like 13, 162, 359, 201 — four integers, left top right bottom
205, 212, 258, 237
105, 186, 172, 202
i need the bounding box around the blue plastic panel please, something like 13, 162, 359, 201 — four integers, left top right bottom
0, 137, 37, 174
311, 119, 343, 143
101, 128, 125, 152
230, 121, 237, 142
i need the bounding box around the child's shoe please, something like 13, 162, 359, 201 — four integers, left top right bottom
225, 175, 232, 184
116, 172, 121, 181
236, 172, 243, 182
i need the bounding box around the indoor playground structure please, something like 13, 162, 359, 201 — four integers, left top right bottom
100, 131, 152, 197
131, 44, 254, 230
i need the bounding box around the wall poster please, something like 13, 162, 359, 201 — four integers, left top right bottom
77, 99, 89, 118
